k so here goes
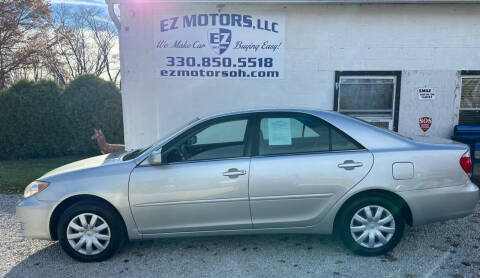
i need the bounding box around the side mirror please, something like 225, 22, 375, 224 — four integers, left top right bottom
147, 149, 162, 165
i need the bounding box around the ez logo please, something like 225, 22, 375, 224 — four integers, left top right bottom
207, 28, 231, 55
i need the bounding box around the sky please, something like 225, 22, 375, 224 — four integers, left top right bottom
49, 0, 108, 8
49, 0, 111, 22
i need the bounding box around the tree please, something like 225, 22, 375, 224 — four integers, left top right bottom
0, 0, 52, 90
83, 8, 120, 84
0, 80, 67, 159
46, 5, 120, 86
0, 76, 124, 159
62, 75, 123, 155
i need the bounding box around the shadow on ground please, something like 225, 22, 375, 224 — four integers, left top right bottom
5, 215, 480, 278
5, 234, 346, 277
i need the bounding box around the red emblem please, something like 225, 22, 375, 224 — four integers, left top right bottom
419, 117, 432, 132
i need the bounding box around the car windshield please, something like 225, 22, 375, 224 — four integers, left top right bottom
122, 117, 200, 161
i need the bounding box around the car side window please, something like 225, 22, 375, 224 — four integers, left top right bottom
194, 120, 246, 145
164, 118, 248, 163
331, 127, 362, 151
258, 116, 330, 156
257, 114, 363, 156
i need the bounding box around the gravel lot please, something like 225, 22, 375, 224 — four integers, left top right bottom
1, 194, 479, 278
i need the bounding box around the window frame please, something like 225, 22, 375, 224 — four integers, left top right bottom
459, 71, 480, 125
250, 112, 366, 158
161, 114, 255, 164
460, 75, 480, 111
333, 71, 402, 132
460, 71, 480, 105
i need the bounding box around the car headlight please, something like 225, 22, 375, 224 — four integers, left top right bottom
24, 181, 49, 198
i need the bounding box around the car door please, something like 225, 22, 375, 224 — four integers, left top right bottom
248, 112, 374, 228
129, 115, 254, 234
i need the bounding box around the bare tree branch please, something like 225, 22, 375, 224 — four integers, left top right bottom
44, 5, 120, 85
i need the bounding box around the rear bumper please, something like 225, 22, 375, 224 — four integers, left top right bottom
399, 181, 479, 226
16, 197, 53, 240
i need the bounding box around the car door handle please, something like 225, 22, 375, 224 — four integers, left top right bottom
223, 168, 247, 177
338, 160, 363, 170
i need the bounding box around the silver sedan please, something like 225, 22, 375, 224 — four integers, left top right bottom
16, 109, 479, 262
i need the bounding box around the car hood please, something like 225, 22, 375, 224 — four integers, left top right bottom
40, 152, 127, 179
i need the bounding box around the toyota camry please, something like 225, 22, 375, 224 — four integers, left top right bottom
16, 109, 479, 261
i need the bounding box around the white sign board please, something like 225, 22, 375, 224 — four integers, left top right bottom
154, 13, 285, 79
418, 88, 435, 100
268, 118, 292, 145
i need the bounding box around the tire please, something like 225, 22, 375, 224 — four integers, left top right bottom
337, 195, 405, 256
57, 200, 126, 262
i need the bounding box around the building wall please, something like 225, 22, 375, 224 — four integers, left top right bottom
118, 3, 480, 149
399, 70, 462, 138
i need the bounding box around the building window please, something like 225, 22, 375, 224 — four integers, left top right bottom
334, 71, 401, 131
460, 74, 480, 125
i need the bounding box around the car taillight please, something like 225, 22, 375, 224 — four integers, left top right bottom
460, 151, 472, 177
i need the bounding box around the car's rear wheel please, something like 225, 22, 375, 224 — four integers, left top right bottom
337, 196, 405, 256
57, 200, 125, 262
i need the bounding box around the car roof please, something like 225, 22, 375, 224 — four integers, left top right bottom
198, 107, 330, 120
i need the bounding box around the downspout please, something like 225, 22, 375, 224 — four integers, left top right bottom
105, 0, 121, 30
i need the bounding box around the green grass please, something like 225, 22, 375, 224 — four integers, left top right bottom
0, 156, 87, 194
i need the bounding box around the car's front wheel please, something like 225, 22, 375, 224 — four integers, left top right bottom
57, 200, 125, 262
337, 196, 405, 256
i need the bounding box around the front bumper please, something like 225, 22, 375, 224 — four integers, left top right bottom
399, 180, 479, 226
16, 196, 54, 240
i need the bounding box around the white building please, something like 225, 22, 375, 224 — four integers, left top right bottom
106, 0, 480, 150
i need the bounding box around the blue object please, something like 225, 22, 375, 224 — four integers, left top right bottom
475, 142, 480, 162
453, 125, 480, 175
454, 125, 480, 141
